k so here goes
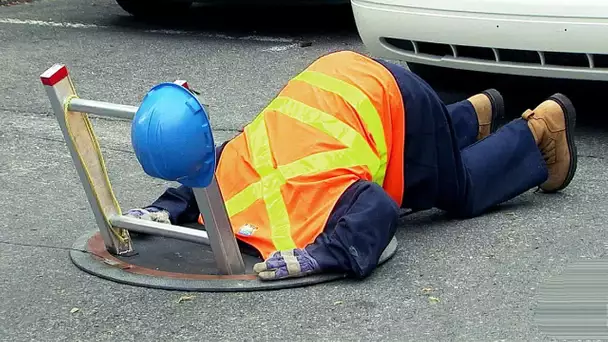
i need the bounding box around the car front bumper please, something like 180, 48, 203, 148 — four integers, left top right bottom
352, 0, 608, 80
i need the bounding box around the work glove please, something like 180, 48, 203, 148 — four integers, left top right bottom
253, 248, 321, 281
124, 207, 171, 224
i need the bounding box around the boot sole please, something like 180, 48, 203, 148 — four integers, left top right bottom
545, 93, 578, 192
482, 88, 505, 134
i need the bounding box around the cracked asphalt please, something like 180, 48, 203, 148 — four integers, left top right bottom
3, 0, 608, 341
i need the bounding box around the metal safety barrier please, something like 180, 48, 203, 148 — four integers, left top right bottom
40, 64, 246, 275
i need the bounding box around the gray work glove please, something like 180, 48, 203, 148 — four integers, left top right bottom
124, 207, 171, 224
253, 248, 321, 281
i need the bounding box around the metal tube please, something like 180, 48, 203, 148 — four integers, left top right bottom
68, 98, 138, 120
110, 215, 211, 245
193, 178, 246, 275
41, 65, 133, 255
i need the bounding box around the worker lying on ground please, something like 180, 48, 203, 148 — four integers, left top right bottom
126, 50, 578, 281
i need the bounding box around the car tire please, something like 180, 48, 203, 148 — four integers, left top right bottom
116, 0, 194, 18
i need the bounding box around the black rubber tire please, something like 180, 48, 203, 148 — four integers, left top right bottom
116, 0, 193, 18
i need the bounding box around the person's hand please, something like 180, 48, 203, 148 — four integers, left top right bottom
124, 207, 170, 224
253, 249, 321, 281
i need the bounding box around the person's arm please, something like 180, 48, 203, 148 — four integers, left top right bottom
253, 180, 400, 280
147, 141, 229, 224
305, 180, 400, 278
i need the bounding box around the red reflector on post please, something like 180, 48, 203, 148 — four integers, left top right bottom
40, 64, 68, 86
174, 80, 190, 90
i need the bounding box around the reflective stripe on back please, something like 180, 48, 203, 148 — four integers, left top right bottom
223, 66, 389, 254
244, 113, 295, 251
226, 96, 380, 214
292, 70, 388, 185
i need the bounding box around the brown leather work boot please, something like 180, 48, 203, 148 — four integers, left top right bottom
521, 93, 577, 193
468, 89, 505, 140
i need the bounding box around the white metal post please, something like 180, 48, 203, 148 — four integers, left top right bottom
109, 215, 211, 245
40, 64, 133, 255
174, 80, 246, 275
193, 181, 246, 275
68, 98, 138, 120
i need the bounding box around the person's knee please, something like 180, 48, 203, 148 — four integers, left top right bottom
437, 193, 484, 219
447, 205, 482, 219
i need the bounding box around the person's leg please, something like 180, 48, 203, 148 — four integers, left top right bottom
438, 96, 576, 217
445, 118, 547, 216
375, 59, 576, 217
445, 100, 479, 149
443, 92, 577, 216
446, 89, 505, 150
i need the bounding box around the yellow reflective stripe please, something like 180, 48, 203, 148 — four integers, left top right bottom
224, 181, 261, 217
243, 114, 296, 251
225, 74, 391, 252
245, 115, 274, 175
225, 147, 373, 218
227, 148, 368, 250
279, 148, 370, 179
265, 97, 380, 173
226, 95, 382, 216
261, 172, 295, 251
292, 70, 388, 185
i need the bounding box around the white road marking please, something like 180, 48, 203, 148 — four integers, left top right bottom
0, 17, 297, 47
0, 18, 102, 28
261, 43, 300, 52
240, 35, 293, 43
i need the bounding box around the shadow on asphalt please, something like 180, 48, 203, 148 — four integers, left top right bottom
109, 3, 358, 38
414, 66, 608, 131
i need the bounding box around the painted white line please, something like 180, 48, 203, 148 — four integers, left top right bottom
0, 18, 102, 28
143, 29, 294, 44
261, 43, 300, 52
0, 17, 296, 44
240, 35, 294, 43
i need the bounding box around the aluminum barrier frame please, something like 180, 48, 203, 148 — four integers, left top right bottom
40, 64, 246, 275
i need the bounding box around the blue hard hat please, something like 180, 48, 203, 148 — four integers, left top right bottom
131, 82, 216, 188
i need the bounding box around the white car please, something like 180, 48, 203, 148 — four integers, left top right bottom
352, 0, 608, 81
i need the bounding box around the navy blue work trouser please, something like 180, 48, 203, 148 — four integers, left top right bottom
374, 60, 549, 216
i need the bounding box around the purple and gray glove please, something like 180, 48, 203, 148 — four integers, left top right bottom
253, 248, 321, 281
124, 207, 171, 224
124, 208, 320, 280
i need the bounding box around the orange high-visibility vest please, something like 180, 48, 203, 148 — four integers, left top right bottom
199, 51, 406, 259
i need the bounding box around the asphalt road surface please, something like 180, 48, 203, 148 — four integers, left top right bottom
3, 0, 608, 341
